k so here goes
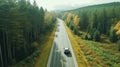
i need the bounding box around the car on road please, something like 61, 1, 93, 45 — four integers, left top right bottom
64, 48, 71, 54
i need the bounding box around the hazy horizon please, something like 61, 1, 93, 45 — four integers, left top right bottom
30, 0, 120, 11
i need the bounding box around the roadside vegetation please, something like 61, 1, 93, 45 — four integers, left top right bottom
61, 2, 120, 67
0, 0, 56, 67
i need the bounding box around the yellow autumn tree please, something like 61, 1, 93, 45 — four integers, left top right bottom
66, 13, 74, 24
73, 15, 80, 28
114, 21, 120, 35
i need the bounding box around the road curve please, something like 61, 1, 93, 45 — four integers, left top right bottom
47, 18, 78, 67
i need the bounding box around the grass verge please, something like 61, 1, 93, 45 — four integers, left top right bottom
34, 27, 56, 67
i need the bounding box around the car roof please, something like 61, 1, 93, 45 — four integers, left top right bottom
64, 48, 69, 50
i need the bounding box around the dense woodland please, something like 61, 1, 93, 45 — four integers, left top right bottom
62, 2, 120, 43
0, 0, 56, 67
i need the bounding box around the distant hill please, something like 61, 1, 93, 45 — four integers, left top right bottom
66, 2, 120, 12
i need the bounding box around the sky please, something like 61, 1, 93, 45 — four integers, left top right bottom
30, 0, 120, 11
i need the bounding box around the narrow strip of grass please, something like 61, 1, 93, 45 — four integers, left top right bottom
64, 23, 90, 67
34, 27, 56, 67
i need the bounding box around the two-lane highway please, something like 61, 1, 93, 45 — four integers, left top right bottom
47, 18, 78, 67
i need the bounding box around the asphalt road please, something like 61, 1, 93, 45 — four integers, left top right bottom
47, 18, 78, 67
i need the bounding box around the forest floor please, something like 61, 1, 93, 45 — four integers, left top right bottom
65, 24, 120, 67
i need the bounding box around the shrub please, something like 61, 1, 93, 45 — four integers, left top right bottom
93, 30, 101, 42
117, 40, 120, 51
109, 29, 118, 42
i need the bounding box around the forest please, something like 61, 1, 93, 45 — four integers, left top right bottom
61, 2, 120, 66
0, 0, 56, 67
62, 2, 120, 43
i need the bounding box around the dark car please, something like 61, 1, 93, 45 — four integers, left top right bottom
64, 48, 71, 54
